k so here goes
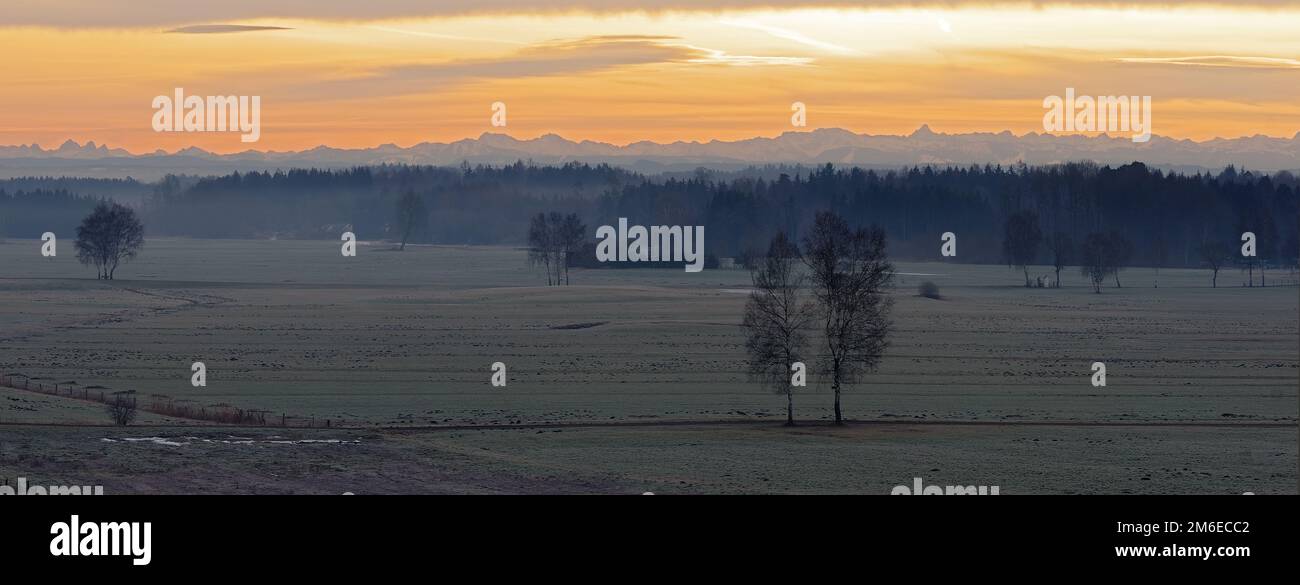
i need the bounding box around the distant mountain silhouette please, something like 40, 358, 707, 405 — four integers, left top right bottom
3, 127, 1298, 179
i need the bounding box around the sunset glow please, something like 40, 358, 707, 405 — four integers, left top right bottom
2, 3, 1298, 153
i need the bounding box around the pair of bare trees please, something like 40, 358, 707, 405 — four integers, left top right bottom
1078, 231, 1135, 293
527, 212, 587, 285
741, 211, 894, 426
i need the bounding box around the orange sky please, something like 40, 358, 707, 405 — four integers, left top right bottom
1, 3, 1298, 153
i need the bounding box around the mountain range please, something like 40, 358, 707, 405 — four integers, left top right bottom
3, 127, 1299, 180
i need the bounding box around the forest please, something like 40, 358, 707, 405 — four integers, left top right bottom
2, 161, 1296, 268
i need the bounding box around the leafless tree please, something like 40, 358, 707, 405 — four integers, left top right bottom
1199, 241, 1232, 288
802, 211, 894, 425
1080, 232, 1111, 293
1002, 210, 1043, 287
75, 201, 144, 280
1151, 232, 1168, 288
1047, 231, 1073, 288
394, 190, 427, 250
527, 212, 554, 285
527, 212, 586, 285
1107, 230, 1134, 288
105, 391, 137, 426
558, 213, 587, 285
741, 232, 814, 426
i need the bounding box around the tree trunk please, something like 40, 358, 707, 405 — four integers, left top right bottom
1023, 267, 1030, 287
832, 379, 843, 425
1054, 266, 1061, 288
786, 391, 794, 426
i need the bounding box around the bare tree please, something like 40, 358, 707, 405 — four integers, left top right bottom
1002, 210, 1043, 287
105, 391, 137, 426
558, 213, 587, 285
527, 212, 587, 285
742, 232, 814, 426
74, 201, 144, 280
1199, 241, 1232, 288
526, 212, 554, 285
802, 211, 894, 425
1047, 231, 1073, 288
1080, 232, 1110, 293
394, 190, 427, 251
1152, 232, 1168, 288
1106, 230, 1134, 288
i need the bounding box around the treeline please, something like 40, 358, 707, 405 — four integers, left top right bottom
5, 161, 1298, 268
0, 188, 100, 238
143, 162, 634, 242
0, 176, 151, 202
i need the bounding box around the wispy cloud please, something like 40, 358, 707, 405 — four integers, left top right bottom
719, 18, 857, 55
1117, 55, 1300, 70
165, 25, 292, 34
674, 43, 814, 65
301, 35, 807, 99
364, 25, 527, 45
7, 1, 1298, 28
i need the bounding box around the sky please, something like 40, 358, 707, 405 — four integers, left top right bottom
1, 1, 1298, 153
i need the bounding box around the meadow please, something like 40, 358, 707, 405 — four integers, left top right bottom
0, 238, 1295, 493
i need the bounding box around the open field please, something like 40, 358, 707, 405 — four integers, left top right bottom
1, 238, 1296, 493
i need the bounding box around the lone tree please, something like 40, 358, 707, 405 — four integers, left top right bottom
75, 201, 144, 280
741, 232, 814, 426
394, 190, 428, 251
1047, 231, 1073, 288
1199, 241, 1232, 288
1002, 210, 1043, 287
105, 391, 137, 426
802, 211, 894, 425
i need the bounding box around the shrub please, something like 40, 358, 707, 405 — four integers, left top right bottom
918, 281, 941, 299
105, 392, 137, 426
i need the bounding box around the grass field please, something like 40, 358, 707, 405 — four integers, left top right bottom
1, 238, 1296, 493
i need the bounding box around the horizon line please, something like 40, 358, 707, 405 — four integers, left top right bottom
7, 125, 1300, 158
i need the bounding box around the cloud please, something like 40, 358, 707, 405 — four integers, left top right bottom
166, 25, 292, 34
1117, 55, 1300, 70
719, 18, 858, 55
300, 35, 810, 98
364, 25, 527, 45
4, 1, 1296, 28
